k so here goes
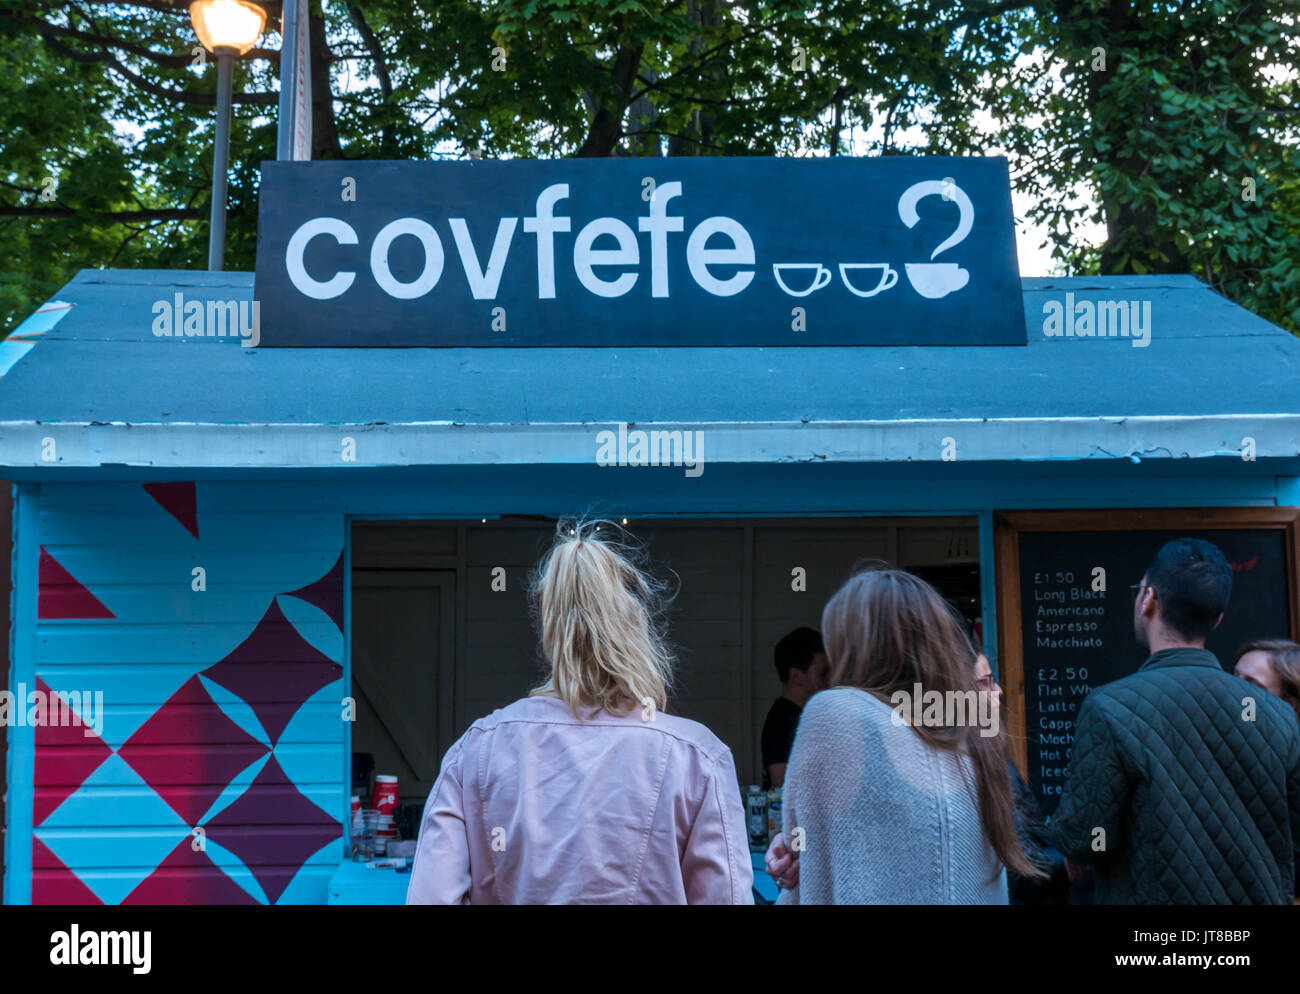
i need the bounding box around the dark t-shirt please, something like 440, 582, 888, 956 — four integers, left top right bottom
760, 697, 802, 790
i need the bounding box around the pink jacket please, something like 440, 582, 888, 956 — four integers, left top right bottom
406, 694, 754, 904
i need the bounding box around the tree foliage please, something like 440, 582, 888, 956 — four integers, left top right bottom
1, 0, 1297, 334
1001, 0, 1300, 330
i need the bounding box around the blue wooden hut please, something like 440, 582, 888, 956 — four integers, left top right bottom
1, 266, 1298, 904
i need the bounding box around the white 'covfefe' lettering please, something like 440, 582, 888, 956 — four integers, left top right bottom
448, 217, 518, 299
282, 181, 756, 301
286, 217, 357, 299
574, 216, 639, 297
522, 183, 570, 300
370, 218, 444, 299
638, 181, 683, 297
686, 216, 754, 296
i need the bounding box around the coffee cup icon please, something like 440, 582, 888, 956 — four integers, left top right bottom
773, 263, 832, 297
839, 263, 898, 298
905, 262, 970, 299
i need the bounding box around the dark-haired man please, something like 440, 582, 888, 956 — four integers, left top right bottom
761, 627, 830, 789
1049, 538, 1300, 904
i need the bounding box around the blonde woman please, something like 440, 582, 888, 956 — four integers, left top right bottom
407, 519, 753, 904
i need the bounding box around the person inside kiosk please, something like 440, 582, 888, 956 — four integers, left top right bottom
760, 628, 830, 790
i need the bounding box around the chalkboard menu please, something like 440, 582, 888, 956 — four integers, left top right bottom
999, 514, 1297, 816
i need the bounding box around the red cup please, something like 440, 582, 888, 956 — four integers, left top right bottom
372, 775, 399, 837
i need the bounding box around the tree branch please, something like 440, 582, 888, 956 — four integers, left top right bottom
576, 18, 644, 157
0, 207, 204, 221
625, 17, 773, 105
0, 179, 43, 196
622, 128, 727, 152
76, 0, 285, 21
1, 12, 278, 67
37, 30, 278, 106
629, 75, 765, 107
344, 0, 396, 152
343, 1, 392, 98
947, 0, 1038, 29
80, 0, 193, 14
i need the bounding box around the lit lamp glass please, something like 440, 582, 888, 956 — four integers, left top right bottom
189, 0, 267, 54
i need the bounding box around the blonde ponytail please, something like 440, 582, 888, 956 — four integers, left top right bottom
529, 519, 674, 719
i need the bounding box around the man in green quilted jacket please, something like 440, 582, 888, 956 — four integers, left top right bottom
1049, 538, 1300, 904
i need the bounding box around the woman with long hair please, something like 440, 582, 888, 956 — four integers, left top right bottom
772, 562, 1043, 903
407, 519, 753, 904
1234, 638, 1300, 721
972, 649, 1070, 904
1232, 638, 1300, 903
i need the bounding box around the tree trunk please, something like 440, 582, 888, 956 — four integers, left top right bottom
668, 0, 723, 155
576, 40, 644, 157
308, 0, 342, 159
627, 67, 661, 156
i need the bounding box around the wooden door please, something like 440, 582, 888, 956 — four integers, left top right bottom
351, 569, 456, 803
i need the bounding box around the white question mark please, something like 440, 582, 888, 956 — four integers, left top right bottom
897, 180, 974, 260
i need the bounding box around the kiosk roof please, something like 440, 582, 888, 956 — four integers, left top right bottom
0, 268, 1296, 471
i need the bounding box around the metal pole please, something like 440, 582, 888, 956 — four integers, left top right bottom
207, 48, 234, 272
276, 0, 299, 160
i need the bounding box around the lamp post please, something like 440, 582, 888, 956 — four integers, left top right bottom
190, 0, 266, 271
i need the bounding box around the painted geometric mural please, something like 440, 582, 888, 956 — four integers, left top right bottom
29, 481, 346, 904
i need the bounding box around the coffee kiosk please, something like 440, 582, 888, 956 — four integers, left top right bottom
2, 155, 1298, 903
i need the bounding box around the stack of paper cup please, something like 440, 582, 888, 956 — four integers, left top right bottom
372, 775, 399, 855
349, 795, 365, 860
360, 809, 379, 859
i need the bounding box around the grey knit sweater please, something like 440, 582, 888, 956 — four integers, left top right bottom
778, 687, 1008, 905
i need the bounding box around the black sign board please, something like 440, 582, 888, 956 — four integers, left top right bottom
252, 157, 1026, 347
996, 511, 1299, 816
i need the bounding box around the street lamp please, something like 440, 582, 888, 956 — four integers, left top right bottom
190, 0, 266, 271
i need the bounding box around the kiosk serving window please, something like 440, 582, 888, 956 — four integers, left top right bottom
349, 516, 981, 805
